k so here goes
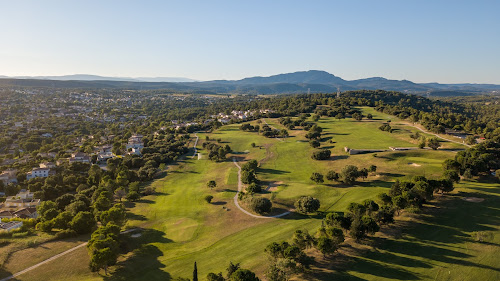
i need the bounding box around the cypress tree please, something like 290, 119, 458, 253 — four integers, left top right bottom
193, 261, 198, 281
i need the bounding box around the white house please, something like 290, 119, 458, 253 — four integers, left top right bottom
126, 134, 144, 151
97, 152, 115, 162
69, 152, 90, 164
41, 133, 53, 138
26, 168, 50, 180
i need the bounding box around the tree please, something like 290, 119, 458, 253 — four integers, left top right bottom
418, 138, 426, 149
250, 197, 272, 214
291, 229, 313, 250
207, 180, 217, 190
443, 169, 460, 183
392, 195, 407, 215
204, 195, 214, 203
100, 204, 127, 227
242, 160, 259, 171
310, 172, 324, 183
427, 137, 441, 150
230, 269, 260, 281
87, 223, 120, 275
241, 170, 257, 184
340, 165, 360, 184
227, 262, 240, 279
65, 200, 89, 216
311, 149, 331, 160
359, 168, 369, 180
52, 211, 73, 229
465, 135, 476, 145
70, 211, 96, 234
352, 112, 363, 121
369, 165, 377, 173
315, 237, 337, 256
37, 200, 57, 221
207, 272, 225, 281
309, 140, 320, 148
326, 170, 339, 181
126, 191, 140, 202
114, 187, 127, 202
193, 262, 198, 281
312, 114, 320, 122
246, 183, 262, 193
375, 205, 395, 224
367, 113, 373, 120
377, 193, 392, 205
294, 196, 320, 214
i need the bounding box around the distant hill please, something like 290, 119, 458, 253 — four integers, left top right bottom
4, 74, 198, 83
0, 70, 499, 96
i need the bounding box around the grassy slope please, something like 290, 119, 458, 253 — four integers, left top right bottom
5, 107, 498, 281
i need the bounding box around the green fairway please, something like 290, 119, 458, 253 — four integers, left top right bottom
7, 107, 498, 281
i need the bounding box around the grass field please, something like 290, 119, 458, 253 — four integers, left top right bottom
3, 107, 498, 281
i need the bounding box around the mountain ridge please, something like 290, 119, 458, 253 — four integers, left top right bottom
1, 70, 499, 95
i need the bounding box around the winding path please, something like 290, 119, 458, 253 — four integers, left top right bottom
192, 132, 200, 158
232, 158, 291, 219
407, 123, 471, 148
0, 229, 137, 281
262, 119, 284, 142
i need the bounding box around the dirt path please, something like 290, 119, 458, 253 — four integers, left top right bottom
0, 229, 137, 281
406, 123, 471, 148
263, 119, 284, 142
193, 132, 200, 158
232, 158, 291, 219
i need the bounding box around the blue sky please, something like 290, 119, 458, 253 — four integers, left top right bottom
0, 0, 499, 83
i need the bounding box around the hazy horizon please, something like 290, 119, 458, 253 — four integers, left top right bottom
1, 0, 499, 84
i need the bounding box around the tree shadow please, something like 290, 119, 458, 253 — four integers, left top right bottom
258, 168, 291, 175
211, 201, 227, 206
332, 155, 349, 160
378, 172, 406, 178
0, 267, 16, 280
105, 229, 172, 281
127, 212, 147, 221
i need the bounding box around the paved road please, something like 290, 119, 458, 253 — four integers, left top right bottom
0, 229, 137, 281
232, 158, 291, 219
408, 123, 471, 148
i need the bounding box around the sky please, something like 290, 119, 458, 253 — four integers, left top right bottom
0, 0, 499, 83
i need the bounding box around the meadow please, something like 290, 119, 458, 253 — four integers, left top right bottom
3, 107, 498, 281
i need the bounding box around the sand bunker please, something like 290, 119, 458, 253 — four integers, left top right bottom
408, 163, 421, 167
462, 197, 485, 203
266, 181, 284, 191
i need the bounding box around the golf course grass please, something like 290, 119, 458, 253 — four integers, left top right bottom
3, 107, 498, 281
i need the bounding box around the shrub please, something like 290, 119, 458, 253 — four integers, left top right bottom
250, 197, 272, 214
246, 183, 262, 193
295, 196, 320, 214
311, 149, 331, 160
55, 229, 77, 239
204, 195, 214, 203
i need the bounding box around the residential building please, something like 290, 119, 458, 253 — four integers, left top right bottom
0, 220, 23, 232
2, 189, 40, 209
0, 169, 18, 185
69, 152, 90, 164
26, 168, 50, 180
126, 134, 144, 151
39, 162, 56, 169
97, 151, 115, 162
